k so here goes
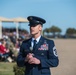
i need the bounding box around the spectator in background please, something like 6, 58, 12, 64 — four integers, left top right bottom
15, 38, 23, 52
9, 33, 16, 46
6, 38, 18, 62
0, 38, 10, 61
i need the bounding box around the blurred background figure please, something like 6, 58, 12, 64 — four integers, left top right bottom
0, 38, 10, 61
0, 37, 18, 62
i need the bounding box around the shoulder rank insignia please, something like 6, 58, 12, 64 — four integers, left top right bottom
53, 46, 58, 57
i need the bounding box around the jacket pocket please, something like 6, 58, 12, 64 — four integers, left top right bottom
41, 68, 50, 74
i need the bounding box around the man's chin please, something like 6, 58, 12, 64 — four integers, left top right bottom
30, 33, 35, 35
31, 33, 37, 36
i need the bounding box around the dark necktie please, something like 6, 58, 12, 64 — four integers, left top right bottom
33, 40, 37, 50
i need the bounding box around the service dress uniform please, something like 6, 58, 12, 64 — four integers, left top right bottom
17, 16, 59, 75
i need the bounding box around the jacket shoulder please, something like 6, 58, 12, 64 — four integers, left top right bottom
42, 36, 54, 42
22, 38, 31, 43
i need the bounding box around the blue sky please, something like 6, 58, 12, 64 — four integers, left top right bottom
0, 0, 76, 34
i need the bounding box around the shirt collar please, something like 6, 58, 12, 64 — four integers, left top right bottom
32, 35, 41, 43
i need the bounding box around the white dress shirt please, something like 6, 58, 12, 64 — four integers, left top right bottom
31, 36, 41, 47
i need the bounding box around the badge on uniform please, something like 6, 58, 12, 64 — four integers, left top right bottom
38, 40, 48, 50
53, 46, 58, 57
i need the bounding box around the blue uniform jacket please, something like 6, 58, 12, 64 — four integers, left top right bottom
17, 36, 59, 75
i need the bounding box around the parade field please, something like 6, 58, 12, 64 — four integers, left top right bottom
51, 39, 76, 75
0, 39, 76, 75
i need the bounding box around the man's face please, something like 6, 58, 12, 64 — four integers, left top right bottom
30, 24, 42, 35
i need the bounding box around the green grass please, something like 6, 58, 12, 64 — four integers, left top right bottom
0, 62, 16, 75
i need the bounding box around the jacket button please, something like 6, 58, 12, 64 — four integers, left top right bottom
33, 67, 35, 69
41, 53, 44, 55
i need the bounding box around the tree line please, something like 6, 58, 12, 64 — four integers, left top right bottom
43, 25, 76, 38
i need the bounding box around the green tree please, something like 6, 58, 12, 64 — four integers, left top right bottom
43, 28, 50, 35
66, 28, 76, 35
50, 25, 61, 37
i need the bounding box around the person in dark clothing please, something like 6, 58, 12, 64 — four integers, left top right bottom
17, 16, 59, 75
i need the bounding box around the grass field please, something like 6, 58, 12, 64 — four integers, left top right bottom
0, 62, 16, 75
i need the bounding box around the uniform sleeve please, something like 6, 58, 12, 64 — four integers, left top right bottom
17, 42, 26, 67
40, 40, 59, 68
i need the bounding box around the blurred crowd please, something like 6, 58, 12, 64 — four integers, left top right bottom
0, 31, 30, 62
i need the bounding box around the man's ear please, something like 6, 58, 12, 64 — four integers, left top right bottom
39, 25, 42, 31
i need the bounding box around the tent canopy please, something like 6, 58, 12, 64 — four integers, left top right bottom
0, 17, 28, 22
0, 17, 28, 39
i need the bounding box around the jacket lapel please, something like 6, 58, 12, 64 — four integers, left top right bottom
26, 38, 32, 50
27, 36, 45, 52
34, 36, 45, 51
